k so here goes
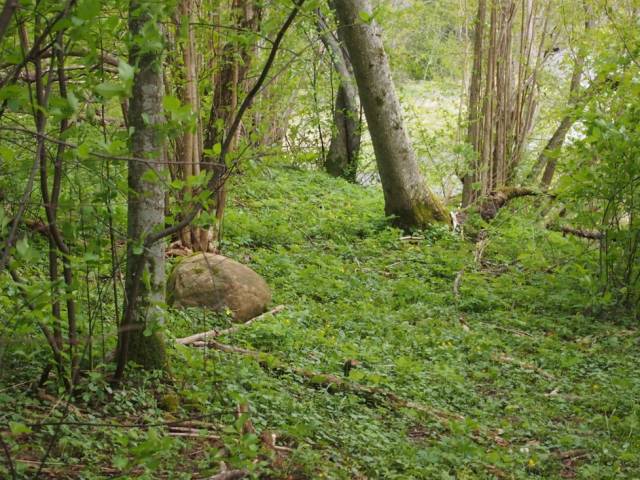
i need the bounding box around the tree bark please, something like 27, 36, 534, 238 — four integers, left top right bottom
204, 0, 262, 251
537, 14, 592, 189
461, 0, 486, 207
175, 0, 210, 251
546, 224, 603, 240
317, 10, 360, 183
537, 115, 574, 188
478, 187, 539, 221
333, 0, 449, 229
0, 0, 18, 45
117, 0, 167, 371
462, 0, 546, 205
325, 84, 360, 182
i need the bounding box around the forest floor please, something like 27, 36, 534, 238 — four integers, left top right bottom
2, 161, 639, 479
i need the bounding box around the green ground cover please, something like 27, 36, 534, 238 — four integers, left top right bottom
2, 162, 639, 479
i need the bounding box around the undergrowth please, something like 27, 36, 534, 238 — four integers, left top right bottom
1, 161, 639, 479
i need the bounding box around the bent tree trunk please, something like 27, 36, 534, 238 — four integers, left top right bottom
317, 10, 360, 182
116, 0, 167, 373
527, 53, 586, 187
333, 0, 449, 229
533, 14, 592, 189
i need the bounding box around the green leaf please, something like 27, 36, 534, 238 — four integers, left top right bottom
67, 91, 79, 112
118, 60, 135, 82
358, 10, 373, 23
141, 168, 158, 183
112, 455, 128, 470
0, 145, 14, 162
9, 421, 32, 435
15, 237, 29, 258
77, 142, 91, 159
75, 0, 101, 21
132, 241, 144, 255
95, 82, 125, 99
163, 95, 181, 112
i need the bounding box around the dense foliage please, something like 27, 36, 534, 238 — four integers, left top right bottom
3, 164, 640, 478
0, 0, 639, 478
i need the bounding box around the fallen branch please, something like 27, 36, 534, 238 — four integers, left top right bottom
176, 305, 285, 345
196, 338, 463, 422
168, 431, 221, 440
493, 354, 554, 380
453, 230, 488, 298
474, 230, 489, 266
399, 235, 425, 243
479, 187, 542, 221
479, 322, 533, 338
546, 224, 603, 240
209, 469, 248, 480
453, 270, 464, 299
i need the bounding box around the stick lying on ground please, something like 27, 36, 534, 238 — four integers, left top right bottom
209, 469, 248, 480
176, 305, 286, 345
177, 304, 461, 422
193, 337, 463, 423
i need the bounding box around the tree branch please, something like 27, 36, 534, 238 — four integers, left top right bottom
176, 305, 285, 345
546, 224, 603, 240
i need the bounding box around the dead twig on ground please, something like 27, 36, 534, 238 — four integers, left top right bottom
176, 305, 285, 345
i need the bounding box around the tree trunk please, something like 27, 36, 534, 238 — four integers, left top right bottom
175, 0, 210, 252
537, 115, 575, 188
333, 0, 449, 229
325, 83, 360, 182
537, 15, 592, 189
462, 0, 547, 205
461, 0, 486, 207
0, 0, 18, 45
117, 0, 167, 371
317, 10, 360, 183
204, 0, 262, 250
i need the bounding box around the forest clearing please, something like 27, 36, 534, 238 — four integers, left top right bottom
0, 0, 639, 478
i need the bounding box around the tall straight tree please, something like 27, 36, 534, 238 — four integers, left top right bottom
174, 0, 209, 252
333, 0, 449, 229
461, 0, 549, 206
204, 0, 262, 251
115, 0, 168, 374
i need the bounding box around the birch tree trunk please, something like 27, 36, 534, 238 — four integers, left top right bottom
117, 0, 167, 371
333, 0, 449, 228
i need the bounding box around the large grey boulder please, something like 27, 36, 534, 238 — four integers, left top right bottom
167, 253, 271, 322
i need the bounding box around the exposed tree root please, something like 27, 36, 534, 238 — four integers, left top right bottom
478, 187, 541, 221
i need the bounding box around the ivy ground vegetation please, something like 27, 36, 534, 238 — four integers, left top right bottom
1, 0, 640, 478
2, 162, 639, 479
